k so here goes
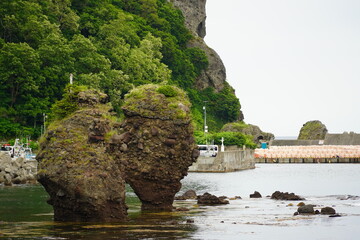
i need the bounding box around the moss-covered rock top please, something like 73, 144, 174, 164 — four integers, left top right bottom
298, 120, 328, 140
122, 84, 191, 122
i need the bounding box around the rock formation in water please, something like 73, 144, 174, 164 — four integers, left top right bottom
36, 89, 127, 222
221, 122, 274, 143
298, 120, 328, 140
108, 84, 199, 211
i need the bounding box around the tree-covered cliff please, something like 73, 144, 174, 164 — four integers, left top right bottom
0, 0, 241, 139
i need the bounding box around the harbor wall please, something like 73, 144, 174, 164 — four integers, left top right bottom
271, 133, 360, 146
188, 149, 255, 172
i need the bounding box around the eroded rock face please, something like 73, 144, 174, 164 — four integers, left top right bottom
109, 85, 198, 211
170, 0, 227, 92
37, 89, 127, 222
170, 0, 206, 38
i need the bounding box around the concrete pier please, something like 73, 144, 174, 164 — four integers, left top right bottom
188, 149, 255, 172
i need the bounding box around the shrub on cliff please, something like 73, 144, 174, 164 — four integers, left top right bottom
123, 84, 191, 121
195, 131, 257, 149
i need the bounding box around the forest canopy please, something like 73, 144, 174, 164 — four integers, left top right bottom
0, 0, 241, 140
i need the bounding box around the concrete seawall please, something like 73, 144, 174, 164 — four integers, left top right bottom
256, 157, 359, 164
188, 149, 255, 172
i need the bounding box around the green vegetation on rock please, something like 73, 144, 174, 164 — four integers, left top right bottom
298, 120, 328, 140
123, 84, 191, 121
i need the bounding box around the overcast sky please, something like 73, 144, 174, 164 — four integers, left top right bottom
205, 0, 360, 137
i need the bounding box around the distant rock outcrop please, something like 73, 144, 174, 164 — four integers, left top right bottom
37, 89, 128, 222
109, 84, 199, 211
221, 122, 274, 143
298, 120, 328, 140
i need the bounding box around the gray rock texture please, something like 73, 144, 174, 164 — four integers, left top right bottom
0, 152, 37, 186
37, 89, 128, 222
298, 205, 315, 214
170, 0, 207, 38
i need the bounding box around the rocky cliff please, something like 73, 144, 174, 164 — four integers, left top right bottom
170, 0, 228, 93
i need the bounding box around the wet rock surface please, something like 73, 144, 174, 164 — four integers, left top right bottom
250, 191, 262, 198
271, 191, 305, 201
297, 204, 315, 214
321, 207, 336, 215
37, 89, 127, 222
197, 192, 229, 205
110, 85, 198, 211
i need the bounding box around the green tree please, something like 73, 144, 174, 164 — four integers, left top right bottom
123, 33, 171, 85
0, 42, 42, 109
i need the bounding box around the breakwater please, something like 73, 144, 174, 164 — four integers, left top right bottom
188, 149, 255, 172
255, 145, 360, 163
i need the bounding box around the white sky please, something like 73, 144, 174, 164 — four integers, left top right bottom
205, 0, 360, 137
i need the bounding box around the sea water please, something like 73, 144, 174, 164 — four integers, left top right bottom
0, 164, 359, 239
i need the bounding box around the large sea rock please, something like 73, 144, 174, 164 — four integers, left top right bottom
298, 120, 328, 140
37, 89, 128, 222
109, 84, 199, 211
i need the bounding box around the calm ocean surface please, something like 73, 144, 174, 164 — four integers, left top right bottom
1, 164, 359, 239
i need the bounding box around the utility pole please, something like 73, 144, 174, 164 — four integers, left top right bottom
43, 113, 47, 135
70, 73, 73, 85
203, 101, 208, 144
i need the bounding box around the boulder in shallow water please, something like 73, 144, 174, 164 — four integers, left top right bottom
321, 207, 336, 215
197, 192, 229, 205
271, 191, 305, 201
250, 191, 262, 198
297, 205, 315, 214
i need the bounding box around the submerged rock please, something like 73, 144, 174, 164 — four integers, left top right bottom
110, 84, 198, 211
37, 88, 127, 222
